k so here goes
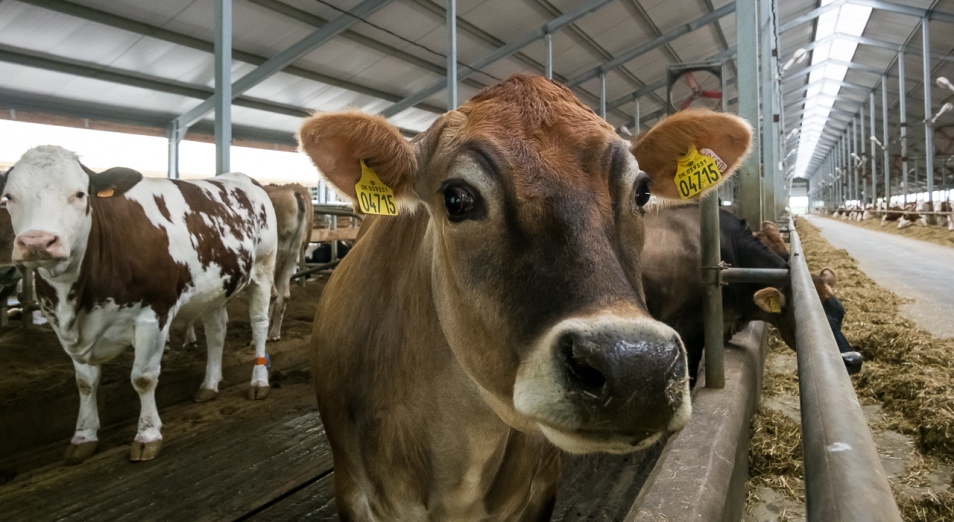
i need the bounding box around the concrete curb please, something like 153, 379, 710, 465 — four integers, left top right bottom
626, 321, 769, 522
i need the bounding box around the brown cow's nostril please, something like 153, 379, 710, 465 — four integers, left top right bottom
559, 333, 607, 394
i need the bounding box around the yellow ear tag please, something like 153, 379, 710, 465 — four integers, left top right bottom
97, 188, 114, 198
767, 295, 782, 314
674, 146, 723, 199
354, 159, 398, 216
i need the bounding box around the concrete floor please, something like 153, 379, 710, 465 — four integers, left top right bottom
805, 215, 954, 339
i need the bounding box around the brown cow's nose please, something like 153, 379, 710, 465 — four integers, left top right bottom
556, 327, 687, 433
14, 231, 63, 261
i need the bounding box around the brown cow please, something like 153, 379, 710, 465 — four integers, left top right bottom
940, 201, 954, 231
297, 76, 752, 519
263, 184, 313, 340
755, 220, 789, 261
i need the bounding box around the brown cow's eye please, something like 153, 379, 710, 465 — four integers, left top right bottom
443, 185, 476, 218
634, 174, 651, 208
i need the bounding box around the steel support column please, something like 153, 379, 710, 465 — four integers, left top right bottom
923, 18, 935, 211
868, 91, 878, 199
634, 96, 640, 133
760, 0, 776, 220
899, 52, 909, 203
544, 32, 553, 80
736, 0, 762, 226
447, 0, 457, 109
882, 77, 890, 203
214, 0, 232, 175
600, 73, 607, 120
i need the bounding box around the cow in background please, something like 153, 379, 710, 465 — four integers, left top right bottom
642, 205, 862, 381
755, 220, 789, 261
297, 76, 752, 519
881, 203, 904, 225
940, 201, 954, 231
263, 184, 313, 341
2, 146, 277, 464
898, 201, 929, 228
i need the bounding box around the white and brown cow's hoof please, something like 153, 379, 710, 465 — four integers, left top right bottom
267, 336, 280, 342
247, 385, 270, 400
129, 439, 162, 462
64, 440, 98, 465
193, 388, 219, 403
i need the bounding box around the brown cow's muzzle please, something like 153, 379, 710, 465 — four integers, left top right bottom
13, 231, 68, 267
513, 314, 691, 454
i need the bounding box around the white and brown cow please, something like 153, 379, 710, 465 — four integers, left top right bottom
2, 146, 277, 464
263, 183, 313, 340
297, 76, 751, 519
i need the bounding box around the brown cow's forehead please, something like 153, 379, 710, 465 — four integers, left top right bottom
454, 75, 618, 183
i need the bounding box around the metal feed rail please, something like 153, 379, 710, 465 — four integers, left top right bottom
788, 218, 901, 521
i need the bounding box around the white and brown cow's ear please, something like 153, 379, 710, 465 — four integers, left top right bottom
297, 110, 417, 202
88, 167, 144, 198
631, 109, 752, 200
754, 287, 786, 315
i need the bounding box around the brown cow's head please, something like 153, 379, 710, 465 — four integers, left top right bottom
298, 76, 751, 454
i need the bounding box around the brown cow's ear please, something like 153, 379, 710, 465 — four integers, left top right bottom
297, 110, 418, 204
754, 287, 786, 315
631, 109, 752, 200
89, 167, 143, 198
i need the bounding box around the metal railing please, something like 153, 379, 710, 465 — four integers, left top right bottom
787, 217, 901, 520
292, 203, 363, 281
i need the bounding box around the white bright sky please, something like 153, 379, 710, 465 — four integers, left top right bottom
0, 119, 322, 186
793, 0, 874, 179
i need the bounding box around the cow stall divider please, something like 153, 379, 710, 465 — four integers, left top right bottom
696, 202, 900, 518
291, 204, 362, 282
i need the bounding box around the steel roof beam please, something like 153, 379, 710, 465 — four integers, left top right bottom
783, 58, 889, 83
0, 87, 302, 146
379, 0, 615, 119
781, 32, 954, 70
784, 79, 873, 100
0, 44, 315, 120
174, 0, 392, 131
780, 0, 846, 33
565, 3, 736, 88
15, 0, 446, 115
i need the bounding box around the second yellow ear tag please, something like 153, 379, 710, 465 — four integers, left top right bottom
674, 146, 722, 199
354, 159, 398, 216
767, 295, 782, 314
97, 189, 115, 198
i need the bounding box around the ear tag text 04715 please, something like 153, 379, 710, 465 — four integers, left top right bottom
674, 146, 723, 199
354, 159, 398, 216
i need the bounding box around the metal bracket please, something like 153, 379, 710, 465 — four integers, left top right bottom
702, 261, 729, 286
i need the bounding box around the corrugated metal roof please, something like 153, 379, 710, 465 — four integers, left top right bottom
1, 0, 951, 193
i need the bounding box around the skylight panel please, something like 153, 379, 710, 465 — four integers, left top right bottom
792, 1, 874, 178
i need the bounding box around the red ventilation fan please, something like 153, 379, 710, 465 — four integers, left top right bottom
667, 65, 723, 113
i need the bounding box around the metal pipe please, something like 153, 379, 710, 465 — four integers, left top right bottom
166, 122, 180, 179
635, 96, 641, 133
760, 0, 776, 220
923, 18, 934, 208
214, 0, 232, 175
291, 259, 342, 280
599, 73, 606, 120
860, 104, 867, 203
544, 32, 553, 80
446, 0, 457, 110
882, 77, 890, 203
899, 51, 909, 203
851, 119, 858, 203
700, 192, 724, 389
721, 268, 790, 285
789, 219, 902, 521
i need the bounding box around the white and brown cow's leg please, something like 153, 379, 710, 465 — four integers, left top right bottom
183, 323, 198, 348
247, 262, 273, 400
64, 360, 101, 465
129, 318, 167, 461
194, 308, 227, 403
267, 267, 293, 341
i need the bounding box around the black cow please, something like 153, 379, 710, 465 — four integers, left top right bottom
641, 204, 861, 381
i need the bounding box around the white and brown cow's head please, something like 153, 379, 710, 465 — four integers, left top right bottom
1, 146, 142, 271
298, 75, 751, 454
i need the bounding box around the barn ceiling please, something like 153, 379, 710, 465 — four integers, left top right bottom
0, 0, 951, 188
